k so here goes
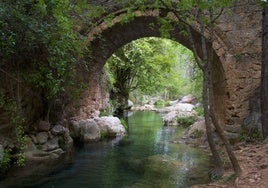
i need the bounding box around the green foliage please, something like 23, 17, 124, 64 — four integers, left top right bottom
177, 116, 196, 127
0, 0, 89, 101
219, 173, 237, 183
240, 128, 262, 142
100, 130, 108, 139
0, 92, 27, 167
13, 120, 27, 167
0, 149, 11, 171
154, 100, 170, 107
259, 0, 268, 7
194, 106, 204, 116
106, 37, 202, 110
158, 18, 173, 38
120, 118, 128, 130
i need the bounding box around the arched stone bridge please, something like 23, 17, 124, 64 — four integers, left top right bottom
71, 0, 263, 128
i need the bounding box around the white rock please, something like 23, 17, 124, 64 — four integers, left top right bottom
95, 116, 126, 137
187, 120, 206, 138
80, 119, 101, 142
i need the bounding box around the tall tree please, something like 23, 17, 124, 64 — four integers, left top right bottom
157, 0, 242, 176
106, 38, 181, 117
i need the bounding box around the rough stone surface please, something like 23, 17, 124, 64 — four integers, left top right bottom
243, 112, 262, 132
36, 132, 49, 144
70, 0, 262, 129
163, 111, 178, 126
60, 129, 74, 150
224, 131, 240, 144
51, 125, 66, 135
95, 116, 126, 137
80, 119, 101, 142
158, 103, 195, 113
225, 124, 242, 133
128, 100, 134, 108
25, 139, 37, 152
187, 120, 207, 139
69, 120, 81, 138
42, 137, 60, 152
180, 94, 197, 104
0, 0, 263, 154
38, 121, 50, 132
29, 134, 38, 144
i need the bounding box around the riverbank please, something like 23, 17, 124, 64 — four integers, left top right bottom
191, 141, 268, 188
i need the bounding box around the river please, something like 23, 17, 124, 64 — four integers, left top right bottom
3, 111, 211, 188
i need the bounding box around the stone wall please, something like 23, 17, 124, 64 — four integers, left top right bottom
76, 0, 263, 127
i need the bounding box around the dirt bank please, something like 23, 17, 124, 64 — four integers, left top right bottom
191, 141, 268, 188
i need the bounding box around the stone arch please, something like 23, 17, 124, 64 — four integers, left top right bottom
72, 2, 263, 129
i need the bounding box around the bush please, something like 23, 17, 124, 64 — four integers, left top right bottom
154, 100, 170, 107
177, 116, 196, 127
194, 106, 204, 116
0, 150, 11, 172
239, 128, 262, 142
100, 130, 108, 139
120, 118, 128, 129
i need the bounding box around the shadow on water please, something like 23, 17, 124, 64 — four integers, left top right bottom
1, 111, 211, 188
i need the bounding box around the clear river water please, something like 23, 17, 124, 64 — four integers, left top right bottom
3, 111, 211, 188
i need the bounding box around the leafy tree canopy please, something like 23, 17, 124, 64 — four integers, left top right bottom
105, 37, 202, 107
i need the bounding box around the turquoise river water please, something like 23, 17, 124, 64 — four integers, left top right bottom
2, 111, 211, 188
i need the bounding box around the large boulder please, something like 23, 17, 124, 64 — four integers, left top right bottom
180, 94, 197, 104
162, 103, 196, 126
94, 116, 126, 137
42, 137, 60, 152
79, 119, 101, 142
243, 112, 262, 132
36, 132, 48, 144
163, 111, 178, 126
51, 125, 66, 136
187, 120, 206, 138
59, 129, 73, 150
159, 103, 195, 113
128, 100, 134, 109
69, 120, 80, 138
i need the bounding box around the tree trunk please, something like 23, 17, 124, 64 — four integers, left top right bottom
207, 50, 241, 175
261, 5, 268, 138
203, 70, 224, 177
186, 24, 224, 176
110, 88, 129, 118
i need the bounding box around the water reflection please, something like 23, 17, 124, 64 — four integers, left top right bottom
3, 111, 210, 188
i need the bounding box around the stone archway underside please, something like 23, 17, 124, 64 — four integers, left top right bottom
71, 1, 262, 128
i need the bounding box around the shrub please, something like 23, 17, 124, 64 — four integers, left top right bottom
177, 116, 196, 127
120, 118, 128, 130
154, 100, 170, 107
0, 150, 11, 172
239, 128, 262, 142
194, 106, 204, 116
